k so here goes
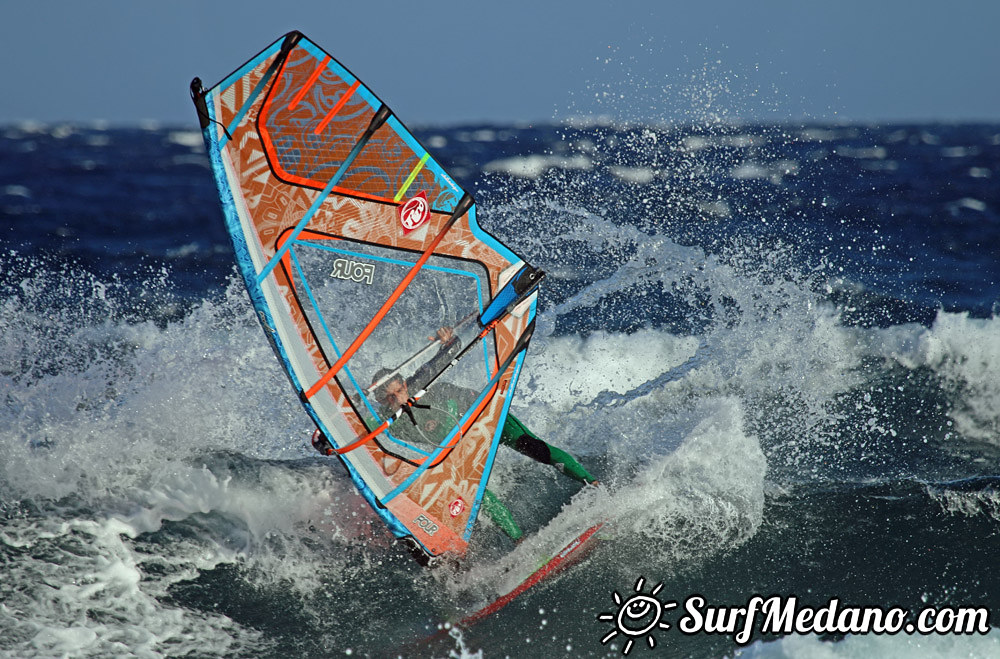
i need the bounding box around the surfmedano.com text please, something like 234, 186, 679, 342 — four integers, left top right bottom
678, 595, 991, 645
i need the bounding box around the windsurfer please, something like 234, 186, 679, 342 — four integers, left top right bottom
366, 325, 598, 542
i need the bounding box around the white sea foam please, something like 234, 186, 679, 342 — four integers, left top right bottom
0, 457, 385, 657
609, 165, 657, 184
519, 329, 700, 413
609, 397, 766, 561
730, 159, 800, 184
483, 154, 592, 178
477, 202, 870, 573
0, 270, 311, 501
872, 311, 1000, 447
834, 146, 888, 160
941, 145, 980, 158
84, 134, 111, 148
951, 197, 988, 212
455, 129, 498, 142
927, 485, 1000, 523
166, 130, 205, 149
798, 127, 840, 142
501, 203, 865, 482
698, 199, 733, 218
2, 185, 31, 198
13, 120, 47, 134
0, 512, 262, 658
681, 134, 767, 152
683, 135, 710, 151
50, 124, 76, 139
426, 135, 448, 149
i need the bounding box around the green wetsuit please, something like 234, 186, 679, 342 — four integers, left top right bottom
486, 412, 597, 541
498, 413, 596, 486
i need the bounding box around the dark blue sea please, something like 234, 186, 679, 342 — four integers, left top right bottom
2, 118, 999, 658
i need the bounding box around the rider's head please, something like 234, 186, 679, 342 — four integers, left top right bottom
372, 368, 407, 411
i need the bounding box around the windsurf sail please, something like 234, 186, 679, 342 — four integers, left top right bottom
191, 31, 541, 559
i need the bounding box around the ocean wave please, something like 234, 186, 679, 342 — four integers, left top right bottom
872, 311, 1000, 448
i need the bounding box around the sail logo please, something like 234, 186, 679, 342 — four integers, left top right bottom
256, 310, 276, 334
398, 191, 430, 234
449, 497, 466, 517
330, 258, 375, 285
413, 514, 439, 536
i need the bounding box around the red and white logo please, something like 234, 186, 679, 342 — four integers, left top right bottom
398, 191, 430, 234
449, 497, 466, 517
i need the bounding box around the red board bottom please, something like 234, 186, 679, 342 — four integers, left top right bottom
459, 520, 606, 626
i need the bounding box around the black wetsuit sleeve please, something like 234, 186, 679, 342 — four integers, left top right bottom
407, 336, 461, 391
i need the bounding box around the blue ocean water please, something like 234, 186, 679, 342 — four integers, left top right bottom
1, 119, 999, 658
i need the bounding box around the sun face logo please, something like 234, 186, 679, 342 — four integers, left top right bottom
598, 577, 677, 655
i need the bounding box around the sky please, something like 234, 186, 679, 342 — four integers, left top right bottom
3, 1, 999, 127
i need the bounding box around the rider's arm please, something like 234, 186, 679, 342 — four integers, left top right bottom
409, 329, 461, 390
